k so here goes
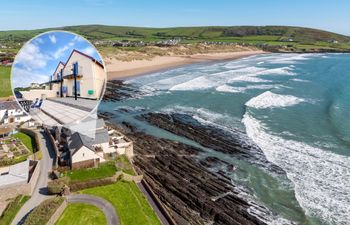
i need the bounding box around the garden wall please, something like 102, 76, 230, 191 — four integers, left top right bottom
45, 199, 67, 225
0, 160, 40, 202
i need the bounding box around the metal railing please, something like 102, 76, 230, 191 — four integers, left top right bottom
62, 65, 83, 78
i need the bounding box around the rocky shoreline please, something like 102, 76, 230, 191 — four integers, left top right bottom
109, 121, 268, 225
101, 81, 285, 225
139, 112, 284, 175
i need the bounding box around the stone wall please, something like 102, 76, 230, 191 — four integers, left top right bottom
0, 160, 40, 202
29, 161, 41, 194
19, 128, 43, 161
21, 90, 57, 101
72, 158, 99, 170
141, 179, 178, 225
120, 171, 143, 182
46, 199, 67, 225
44, 127, 58, 168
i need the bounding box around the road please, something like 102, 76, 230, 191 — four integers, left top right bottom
11, 130, 55, 225
67, 194, 120, 225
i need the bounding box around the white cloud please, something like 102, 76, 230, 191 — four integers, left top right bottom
52, 40, 76, 59
53, 45, 70, 59
35, 38, 44, 44
15, 43, 49, 70
49, 35, 57, 44
81, 46, 95, 56
12, 67, 49, 88
73, 35, 85, 42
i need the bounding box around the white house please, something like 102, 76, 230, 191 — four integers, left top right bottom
68, 131, 106, 169
67, 118, 133, 168
0, 101, 31, 125
30, 83, 41, 89
51, 49, 106, 100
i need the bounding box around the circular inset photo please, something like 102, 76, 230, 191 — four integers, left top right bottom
11, 31, 106, 126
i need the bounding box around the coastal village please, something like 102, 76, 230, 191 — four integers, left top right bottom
0, 24, 350, 225
0, 96, 167, 225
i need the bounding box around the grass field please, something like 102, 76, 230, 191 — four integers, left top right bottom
63, 161, 116, 182
55, 203, 107, 225
0, 195, 30, 225
115, 155, 135, 175
1, 25, 350, 55
82, 181, 161, 225
12, 132, 36, 153
0, 66, 12, 98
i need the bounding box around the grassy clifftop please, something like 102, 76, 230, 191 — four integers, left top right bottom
0, 25, 350, 53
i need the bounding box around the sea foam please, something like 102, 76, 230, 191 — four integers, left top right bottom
245, 91, 305, 109
216, 84, 277, 93
242, 113, 350, 225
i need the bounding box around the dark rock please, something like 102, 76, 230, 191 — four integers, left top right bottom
109, 122, 268, 225
140, 112, 285, 175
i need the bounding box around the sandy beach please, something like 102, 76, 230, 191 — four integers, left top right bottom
106, 50, 266, 80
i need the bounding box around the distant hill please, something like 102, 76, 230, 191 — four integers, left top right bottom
0, 25, 350, 53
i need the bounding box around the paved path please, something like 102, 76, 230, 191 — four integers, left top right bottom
67, 194, 119, 225
11, 130, 55, 225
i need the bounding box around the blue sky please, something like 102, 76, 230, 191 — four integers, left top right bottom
12, 31, 101, 88
0, 0, 349, 35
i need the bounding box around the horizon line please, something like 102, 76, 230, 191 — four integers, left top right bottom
0, 24, 349, 36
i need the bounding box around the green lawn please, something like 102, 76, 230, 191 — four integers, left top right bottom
0, 66, 12, 98
55, 203, 106, 225
115, 155, 135, 175
0, 195, 30, 225
12, 132, 36, 153
82, 182, 161, 225
63, 161, 116, 182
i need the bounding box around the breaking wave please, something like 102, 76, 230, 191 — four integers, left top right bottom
216, 84, 278, 93
242, 113, 350, 225
245, 91, 305, 109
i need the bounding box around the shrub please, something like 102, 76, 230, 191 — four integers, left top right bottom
47, 177, 69, 195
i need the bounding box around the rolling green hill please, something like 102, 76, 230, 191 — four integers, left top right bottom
0, 25, 350, 53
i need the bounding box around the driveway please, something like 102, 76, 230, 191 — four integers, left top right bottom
11, 130, 55, 225
67, 194, 119, 225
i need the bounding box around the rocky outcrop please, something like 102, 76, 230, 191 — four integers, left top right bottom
140, 112, 284, 174
103, 80, 141, 101
126, 130, 267, 225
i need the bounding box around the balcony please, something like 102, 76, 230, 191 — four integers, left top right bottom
62, 66, 83, 79
51, 74, 62, 83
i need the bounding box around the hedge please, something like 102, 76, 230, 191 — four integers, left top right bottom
23, 197, 64, 225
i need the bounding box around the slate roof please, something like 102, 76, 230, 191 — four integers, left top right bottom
68, 128, 109, 156
0, 101, 21, 111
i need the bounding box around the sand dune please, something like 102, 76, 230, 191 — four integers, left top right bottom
106, 50, 266, 80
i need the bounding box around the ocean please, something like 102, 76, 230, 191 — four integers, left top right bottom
99, 53, 350, 225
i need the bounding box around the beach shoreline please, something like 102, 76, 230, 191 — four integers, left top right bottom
106, 50, 266, 80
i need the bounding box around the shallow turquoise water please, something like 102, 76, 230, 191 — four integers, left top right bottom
99, 53, 350, 225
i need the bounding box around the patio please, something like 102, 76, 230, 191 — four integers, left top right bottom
29, 98, 96, 126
